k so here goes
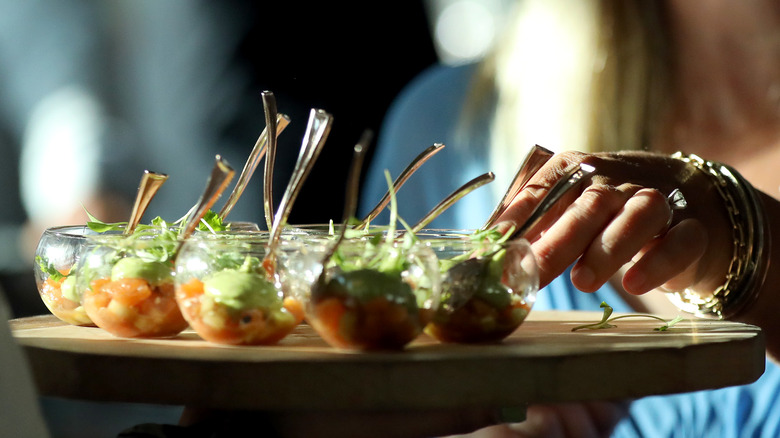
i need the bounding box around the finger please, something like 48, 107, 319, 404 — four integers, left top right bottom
622, 218, 707, 294
570, 188, 671, 292
495, 152, 588, 240
270, 408, 500, 438
506, 401, 629, 438
532, 183, 643, 288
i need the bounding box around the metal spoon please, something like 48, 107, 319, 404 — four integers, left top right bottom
218, 109, 290, 221
442, 162, 595, 311
260, 91, 285, 231
319, 131, 372, 265
507, 162, 595, 239
411, 172, 495, 233
265, 109, 333, 268
481, 144, 553, 230
175, 155, 235, 254
124, 170, 169, 235
358, 143, 445, 228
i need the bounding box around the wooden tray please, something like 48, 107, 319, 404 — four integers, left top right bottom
11, 311, 764, 412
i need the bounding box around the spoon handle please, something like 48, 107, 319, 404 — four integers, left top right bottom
322, 131, 372, 264
219, 110, 289, 221
124, 170, 169, 235
358, 143, 445, 228
261, 91, 282, 231
267, 109, 333, 250
412, 172, 495, 233
481, 144, 554, 230
180, 155, 235, 243
509, 163, 595, 239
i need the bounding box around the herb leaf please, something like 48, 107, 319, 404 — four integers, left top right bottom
571, 301, 682, 332
36, 255, 65, 281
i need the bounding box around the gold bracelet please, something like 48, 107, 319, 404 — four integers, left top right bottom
666, 152, 770, 319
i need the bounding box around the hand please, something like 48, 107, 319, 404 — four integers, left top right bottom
176, 406, 507, 438
495, 151, 733, 297
452, 401, 629, 438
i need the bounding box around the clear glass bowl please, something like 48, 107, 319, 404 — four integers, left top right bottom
174, 233, 308, 345
298, 237, 441, 350
75, 231, 188, 338
34, 225, 103, 326
422, 234, 539, 343
280, 223, 399, 242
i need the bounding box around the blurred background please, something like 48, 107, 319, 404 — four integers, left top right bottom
0, 0, 514, 319
0, 0, 512, 436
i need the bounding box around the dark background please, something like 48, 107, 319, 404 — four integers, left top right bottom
231, 2, 438, 224
1, 1, 439, 318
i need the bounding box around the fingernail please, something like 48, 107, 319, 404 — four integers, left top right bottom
572, 265, 595, 290
623, 270, 646, 294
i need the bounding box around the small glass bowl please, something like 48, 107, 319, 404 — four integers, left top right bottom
75, 231, 188, 338
281, 223, 397, 241
34, 225, 104, 326
224, 221, 261, 232
422, 234, 539, 343
174, 233, 307, 345
298, 237, 441, 350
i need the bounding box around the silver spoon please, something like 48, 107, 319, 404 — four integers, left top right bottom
411, 172, 495, 233
175, 155, 235, 255
442, 162, 595, 311
264, 109, 333, 270
218, 110, 289, 221
319, 131, 372, 265
261, 91, 285, 231
507, 162, 595, 239
481, 144, 553, 230
124, 170, 169, 235
358, 143, 445, 228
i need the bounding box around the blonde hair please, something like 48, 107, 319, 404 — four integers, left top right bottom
460, 0, 670, 194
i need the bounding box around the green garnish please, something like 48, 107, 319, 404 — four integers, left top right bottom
328, 170, 417, 276
83, 206, 229, 266
571, 301, 683, 332
85, 209, 126, 233
320, 170, 433, 309
36, 255, 66, 281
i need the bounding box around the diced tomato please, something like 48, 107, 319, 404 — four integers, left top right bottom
39, 277, 93, 326
83, 277, 187, 338
174, 278, 299, 345
425, 297, 530, 344
283, 296, 305, 324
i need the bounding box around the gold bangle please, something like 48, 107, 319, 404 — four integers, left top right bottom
666, 152, 770, 319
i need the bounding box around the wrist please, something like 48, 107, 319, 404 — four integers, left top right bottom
666, 153, 771, 319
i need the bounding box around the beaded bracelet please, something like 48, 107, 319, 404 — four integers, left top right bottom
666, 152, 771, 319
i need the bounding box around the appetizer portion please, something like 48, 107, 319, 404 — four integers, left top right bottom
78, 220, 188, 338
34, 226, 97, 326
423, 229, 538, 343
304, 234, 441, 350
175, 234, 305, 345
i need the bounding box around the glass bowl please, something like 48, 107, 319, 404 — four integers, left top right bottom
34, 225, 104, 326
422, 234, 539, 343
75, 230, 188, 338
298, 237, 441, 350
174, 233, 308, 345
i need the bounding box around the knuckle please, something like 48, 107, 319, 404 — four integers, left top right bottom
576, 184, 625, 217
630, 188, 672, 218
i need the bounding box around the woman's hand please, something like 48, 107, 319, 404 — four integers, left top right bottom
495, 151, 733, 298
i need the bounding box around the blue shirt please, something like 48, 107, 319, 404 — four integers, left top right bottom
360, 63, 780, 438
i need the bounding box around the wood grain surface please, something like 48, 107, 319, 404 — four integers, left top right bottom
10, 311, 765, 412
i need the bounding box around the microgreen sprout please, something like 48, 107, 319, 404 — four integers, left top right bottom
84, 207, 227, 256
36, 256, 66, 281
571, 301, 683, 332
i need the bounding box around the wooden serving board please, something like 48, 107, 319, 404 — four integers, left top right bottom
10, 311, 765, 412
